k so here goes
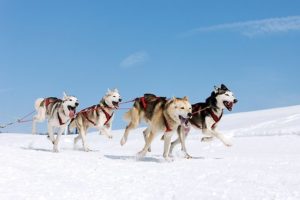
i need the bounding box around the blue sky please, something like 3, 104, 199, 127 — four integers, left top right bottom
0, 0, 300, 132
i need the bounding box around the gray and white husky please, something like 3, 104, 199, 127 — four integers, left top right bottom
68, 88, 121, 152
32, 92, 79, 152
169, 84, 238, 158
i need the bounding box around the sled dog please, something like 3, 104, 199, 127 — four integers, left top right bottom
69, 88, 121, 151
32, 92, 79, 152
120, 94, 192, 160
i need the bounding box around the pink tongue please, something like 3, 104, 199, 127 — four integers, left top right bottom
69, 110, 75, 118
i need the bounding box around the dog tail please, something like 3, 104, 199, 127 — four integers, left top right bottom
123, 110, 132, 122
34, 98, 44, 111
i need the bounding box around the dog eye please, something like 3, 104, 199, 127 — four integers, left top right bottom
181, 107, 184, 109
225, 94, 229, 96
113, 96, 116, 97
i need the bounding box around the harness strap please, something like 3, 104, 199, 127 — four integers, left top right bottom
80, 104, 113, 126
163, 114, 172, 132
209, 109, 223, 128
140, 97, 147, 109
100, 107, 114, 126
57, 113, 67, 126
82, 111, 97, 126
44, 98, 59, 108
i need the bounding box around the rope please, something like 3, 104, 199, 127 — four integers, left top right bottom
191, 106, 211, 115
119, 99, 136, 105
0, 110, 35, 129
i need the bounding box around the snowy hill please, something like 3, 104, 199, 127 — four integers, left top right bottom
0, 105, 300, 200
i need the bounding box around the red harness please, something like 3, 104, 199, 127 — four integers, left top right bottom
80, 105, 114, 126
209, 109, 223, 128
190, 108, 223, 129
163, 114, 172, 132
139, 96, 172, 132
44, 98, 67, 126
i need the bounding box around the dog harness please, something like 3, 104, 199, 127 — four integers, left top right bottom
190, 108, 223, 129
43, 98, 68, 126
163, 114, 172, 132
139, 96, 172, 132
209, 109, 223, 128
80, 104, 114, 126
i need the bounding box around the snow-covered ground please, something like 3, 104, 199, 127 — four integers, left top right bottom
0, 105, 300, 200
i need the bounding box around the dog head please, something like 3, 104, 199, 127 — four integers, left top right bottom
168, 96, 192, 123
62, 92, 79, 119
213, 84, 238, 111
103, 88, 122, 109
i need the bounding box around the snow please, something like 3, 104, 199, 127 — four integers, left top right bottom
0, 105, 300, 200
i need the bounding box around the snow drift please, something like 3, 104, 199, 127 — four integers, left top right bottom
0, 105, 299, 200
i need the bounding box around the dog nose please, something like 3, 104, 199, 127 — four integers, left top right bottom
187, 113, 192, 118
234, 99, 238, 104
75, 102, 79, 107
119, 99, 122, 102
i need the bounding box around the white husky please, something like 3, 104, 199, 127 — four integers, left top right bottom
69, 89, 121, 151
32, 92, 79, 152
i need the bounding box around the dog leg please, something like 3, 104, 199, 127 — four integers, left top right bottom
138, 130, 156, 157
178, 127, 191, 159
47, 124, 55, 145
121, 108, 139, 146
74, 134, 81, 149
53, 127, 65, 152
143, 128, 151, 152
210, 128, 233, 146
163, 132, 174, 161
99, 126, 113, 139
79, 128, 90, 152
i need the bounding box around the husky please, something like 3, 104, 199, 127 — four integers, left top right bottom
169, 84, 238, 158
120, 94, 192, 161
32, 92, 79, 152
68, 88, 121, 152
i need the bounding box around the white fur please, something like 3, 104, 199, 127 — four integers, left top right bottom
32, 92, 79, 152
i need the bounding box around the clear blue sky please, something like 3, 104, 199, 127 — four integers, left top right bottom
1, 0, 300, 132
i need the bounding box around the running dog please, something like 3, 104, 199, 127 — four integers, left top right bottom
32, 92, 79, 152
69, 88, 121, 151
120, 94, 192, 161
169, 84, 238, 158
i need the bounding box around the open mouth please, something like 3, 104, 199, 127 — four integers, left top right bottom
223, 101, 233, 111
179, 115, 189, 124
68, 105, 77, 118
112, 101, 119, 108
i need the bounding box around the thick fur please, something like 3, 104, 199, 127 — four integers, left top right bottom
120, 94, 192, 161
69, 88, 121, 152
32, 92, 79, 152
169, 84, 238, 158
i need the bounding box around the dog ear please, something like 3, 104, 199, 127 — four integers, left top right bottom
63, 91, 68, 99
107, 88, 112, 93
172, 96, 177, 102
220, 84, 228, 91
183, 96, 189, 101
113, 88, 119, 93
214, 85, 219, 93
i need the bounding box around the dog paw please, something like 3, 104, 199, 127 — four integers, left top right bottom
107, 135, 113, 139
183, 153, 192, 159
137, 150, 147, 158
201, 137, 213, 142
120, 137, 127, 146
163, 156, 174, 162
53, 148, 59, 153
84, 147, 91, 152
